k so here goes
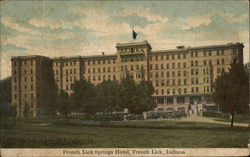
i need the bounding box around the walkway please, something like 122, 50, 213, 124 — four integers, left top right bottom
176, 116, 249, 127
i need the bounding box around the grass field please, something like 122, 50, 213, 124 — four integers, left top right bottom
0, 116, 248, 148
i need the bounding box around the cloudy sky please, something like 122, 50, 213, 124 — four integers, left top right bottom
0, 0, 249, 79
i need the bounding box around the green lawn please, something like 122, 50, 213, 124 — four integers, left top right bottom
0, 117, 248, 148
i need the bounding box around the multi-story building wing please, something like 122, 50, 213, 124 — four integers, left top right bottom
150, 43, 244, 112
11, 55, 56, 117
116, 41, 151, 82
82, 54, 117, 85
52, 56, 83, 95
11, 41, 244, 117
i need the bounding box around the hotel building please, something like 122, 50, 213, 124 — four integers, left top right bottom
11, 41, 244, 117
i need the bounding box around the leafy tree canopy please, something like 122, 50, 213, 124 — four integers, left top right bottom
212, 59, 249, 127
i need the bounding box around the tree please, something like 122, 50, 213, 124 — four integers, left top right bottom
212, 59, 249, 128
56, 90, 72, 118
128, 80, 156, 114
119, 73, 137, 110
96, 80, 120, 115
0, 77, 11, 103
119, 73, 156, 114
71, 79, 97, 114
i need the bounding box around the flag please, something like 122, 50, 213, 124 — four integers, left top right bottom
132, 29, 137, 40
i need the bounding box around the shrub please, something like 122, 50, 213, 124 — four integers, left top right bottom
202, 111, 229, 119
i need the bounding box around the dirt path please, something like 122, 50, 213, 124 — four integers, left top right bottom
177, 116, 249, 127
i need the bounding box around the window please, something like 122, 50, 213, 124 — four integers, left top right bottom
196, 78, 199, 84
166, 55, 169, 60
221, 59, 225, 65
195, 52, 198, 57
183, 62, 186, 68
217, 59, 220, 65
142, 65, 145, 70
149, 64, 152, 70
161, 64, 164, 69
161, 89, 164, 94
155, 55, 158, 61
195, 61, 198, 66
178, 79, 181, 85
183, 54, 186, 58
191, 52, 194, 57
217, 68, 221, 74
191, 78, 194, 84
191, 69, 194, 75
113, 67, 116, 72
172, 89, 175, 94
167, 89, 170, 94
204, 60, 207, 65
204, 51, 207, 57
161, 72, 164, 77
155, 89, 158, 95
155, 72, 158, 78
167, 79, 170, 86
172, 80, 175, 85
108, 67, 111, 72
195, 69, 198, 75
184, 88, 187, 93
209, 60, 212, 65
155, 64, 158, 70
196, 87, 199, 93
178, 71, 181, 77
209, 51, 212, 56
161, 80, 164, 86
184, 79, 187, 85
103, 67, 106, 72
221, 50, 224, 55
161, 55, 163, 60
166, 63, 169, 69
155, 80, 159, 86
217, 51, 220, 56
166, 72, 169, 77
172, 63, 175, 69
183, 71, 186, 77
178, 63, 181, 68
149, 56, 152, 61
178, 88, 181, 94
178, 54, 180, 59
172, 71, 175, 77
191, 87, 194, 93
172, 54, 175, 59
222, 67, 225, 73
191, 61, 194, 67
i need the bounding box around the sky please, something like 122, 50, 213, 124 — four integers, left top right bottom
0, 0, 249, 79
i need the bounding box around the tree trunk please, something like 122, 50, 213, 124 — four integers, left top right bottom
230, 112, 234, 128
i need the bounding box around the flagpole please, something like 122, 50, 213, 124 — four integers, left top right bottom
132, 28, 134, 43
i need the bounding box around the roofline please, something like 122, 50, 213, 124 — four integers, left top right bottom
116, 40, 152, 49
152, 42, 244, 54
11, 55, 50, 60
52, 54, 117, 60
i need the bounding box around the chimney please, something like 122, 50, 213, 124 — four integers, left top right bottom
177, 46, 185, 49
